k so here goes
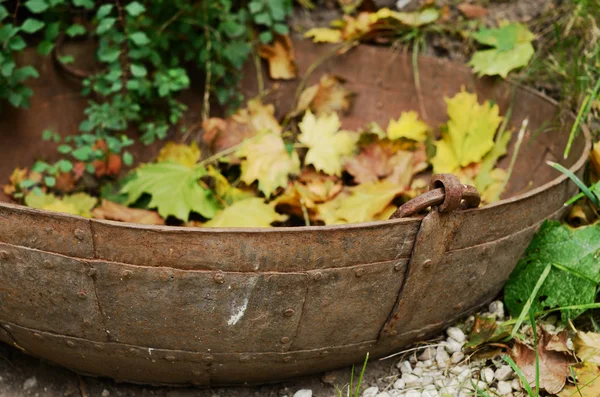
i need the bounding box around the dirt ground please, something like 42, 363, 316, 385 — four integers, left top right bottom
0, 1, 559, 396
0, 343, 398, 397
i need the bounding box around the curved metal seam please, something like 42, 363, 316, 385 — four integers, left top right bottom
0, 323, 23, 351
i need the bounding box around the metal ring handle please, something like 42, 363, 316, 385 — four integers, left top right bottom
389, 174, 481, 219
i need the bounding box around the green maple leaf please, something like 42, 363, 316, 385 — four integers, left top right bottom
121, 162, 221, 221
504, 221, 600, 322
469, 22, 535, 78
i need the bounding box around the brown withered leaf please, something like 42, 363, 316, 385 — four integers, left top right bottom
202, 99, 282, 155
92, 199, 165, 225
93, 153, 122, 178
591, 141, 600, 178
296, 74, 354, 116
344, 141, 427, 186
457, 3, 487, 19
464, 316, 511, 350
511, 328, 573, 394
258, 34, 298, 80
54, 172, 77, 193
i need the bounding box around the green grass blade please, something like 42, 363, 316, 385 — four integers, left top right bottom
511, 263, 552, 338
564, 77, 600, 159
354, 353, 369, 397
503, 355, 537, 397
548, 161, 600, 207
530, 310, 540, 397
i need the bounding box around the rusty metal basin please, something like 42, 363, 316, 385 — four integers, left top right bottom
0, 42, 591, 386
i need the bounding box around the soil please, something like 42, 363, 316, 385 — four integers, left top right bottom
0, 0, 560, 396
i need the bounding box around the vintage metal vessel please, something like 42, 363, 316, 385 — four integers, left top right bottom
0, 42, 590, 385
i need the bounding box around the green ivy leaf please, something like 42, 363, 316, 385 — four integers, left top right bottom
254, 11, 272, 26
259, 30, 273, 43
59, 55, 75, 64
122, 151, 134, 166
73, 0, 94, 9
0, 6, 8, 21
96, 17, 116, 34
44, 176, 56, 187
273, 23, 289, 35
130, 63, 147, 77
66, 24, 86, 37
21, 18, 45, 33
96, 4, 114, 19
125, 1, 146, 17
58, 144, 72, 154
8, 36, 27, 51
121, 163, 221, 221
56, 159, 73, 172
130, 31, 150, 46
24, 0, 49, 14
504, 221, 600, 321
36, 40, 54, 55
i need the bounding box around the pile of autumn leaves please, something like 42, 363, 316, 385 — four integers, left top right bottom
5, 78, 511, 228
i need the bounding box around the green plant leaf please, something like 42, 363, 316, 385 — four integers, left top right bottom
504, 220, 600, 322
73, 0, 94, 9
24, 0, 49, 14
469, 22, 535, 78
96, 4, 114, 19
21, 18, 45, 33
121, 162, 221, 221
66, 24, 86, 37
125, 1, 146, 17
96, 17, 116, 34
130, 31, 150, 46
130, 63, 147, 77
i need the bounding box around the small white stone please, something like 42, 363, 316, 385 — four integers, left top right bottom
495, 365, 513, 381
458, 391, 470, 397
544, 324, 556, 333
511, 378, 521, 390
435, 347, 450, 366
451, 365, 465, 375
398, 360, 413, 374
446, 327, 466, 342
445, 338, 464, 354
393, 379, 406, 390
444, 377, 459, 388
405, 391, 421, 397
434, 378, 445, 388
402, 373, 422, 387
457, 369, 471, 382
412, 367, 424, 376
497, 381, 512, 395
482, 367, 495, 384
476, 380, 488, 390
409, 355, 418, 364
421, 392, 434, 397
293, 390, 312, 397
419, 347, 435, 361
395, 0, 412, 11
439, 386, 456, 396
388, 391, 403, 397
375, 393, 391, 397
421, 377, 434, 386
451, 352, 464, 364
101, 390, 110, 397
363, 386, 379, 397
422, 359, 433, 367
567, 338, 574, 350
489, 301, 505, 319
23, 377, 37, 391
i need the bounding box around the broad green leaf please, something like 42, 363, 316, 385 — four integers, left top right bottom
25, 192, 97, 217
431, 89, 502, 173
469, 23, 535, 78
205, 198, 287, 228
504, 221, 600, 321
21, 18, 45, 33
298, 111, 357, 176
125, 1, 145, 16
121, 162, 221, 221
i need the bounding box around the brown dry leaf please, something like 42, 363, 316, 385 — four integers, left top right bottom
202, 99, 282, 155
457, 3, 487, 19
511, 329, 573, 394
3, 167, 29, 197
258, 34, 298, 80
341, 12, 372, 40
591, 142, 600, 178
93, 153, 122, 178
296, 75, 354, 116
345, 141, 427, 186
574, 331, 600, 365
54, 172, 77, 193
558, 363, 600, 397
92, 199, 165, 225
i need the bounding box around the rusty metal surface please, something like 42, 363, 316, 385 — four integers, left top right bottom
0, 40, 592, 386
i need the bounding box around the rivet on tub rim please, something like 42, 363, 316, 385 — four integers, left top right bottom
394, 262, 403, 271
422, 259, 432, 268
281, 337, 290, 344
313, 272, 323, 281
213, 272, 225, 284
354, 268, 365, 277
66, 340, 76, 348
74, 228, 86, 241
0, 250, 10, 260
284, 308, 295, 317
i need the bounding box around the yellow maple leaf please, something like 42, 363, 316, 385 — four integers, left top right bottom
205, 198, 287, 228
370, 7, 439, 26
237, 132, 300, 197
304, 28, 342, 43
25, 192, 97, 217
575, 331, 600, 365
298, 110, 357, 176
431, 89, 503, 173
156, 141, 201, 167
557, 363, 600, 397
207, 166, 255, 205
387, 111, 429, 142
258, 34, 298, 80
317, 181, 404, 225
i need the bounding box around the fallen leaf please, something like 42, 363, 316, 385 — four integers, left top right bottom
590, 142, 600, 177
298, 110, 357, 176
296, 74, 354, 116
92, 199, 165, 225
464, 316, 511, 350
575, 331, 600, 365
156, 141, 201, 167
259, 34, 298, 80
558, 363, 600, 397
54, 172, 77, 193
317, 180, 404, 224
207, 166, 255, 205
479, 167, 506, 203
121, 162, 221, 221
457, 3, 487, 19
474, 130, 511, 195
236, 132, 300, 197
25, 192, 97, 217
511, 329, 572, 394
469, 22, 535, 78
93, 153, 122, 178
3, 167, 29, 197
431, 89, 503, 174
205, 198, 287, 228
202, 99, 282, 155
341, 12, 372, 39
304, 27, 343, 43
370, 7, 439, 27
387, 111, 429, 142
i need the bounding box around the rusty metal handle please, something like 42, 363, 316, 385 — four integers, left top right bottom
390, 174, 481, 219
